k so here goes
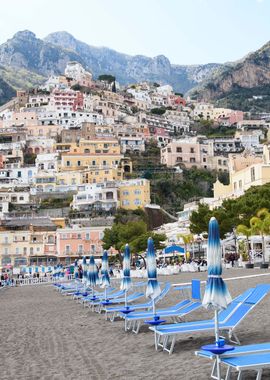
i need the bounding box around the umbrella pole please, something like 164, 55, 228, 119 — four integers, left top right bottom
105, 287, 107, 300
125, 290, 127, 308
214, 310, 221, 380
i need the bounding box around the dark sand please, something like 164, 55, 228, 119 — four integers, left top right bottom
1, 268, 270, 380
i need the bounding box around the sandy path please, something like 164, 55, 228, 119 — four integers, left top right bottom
1, 268, 270, 379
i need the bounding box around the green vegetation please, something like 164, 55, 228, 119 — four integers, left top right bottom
192, 120, 236, 138
40, 196, 73, 209
102, 209, 166, 253
98, 74, 116, 83
150, 107, 166, 115
126, 140, 229, 215
215, 85, 270, 112
190, 184, 270, 238
23, 153, 37, 165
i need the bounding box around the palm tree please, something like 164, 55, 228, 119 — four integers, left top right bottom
178, 233, 194, 260
236, 224, 252, 263
249, 208, 270, 264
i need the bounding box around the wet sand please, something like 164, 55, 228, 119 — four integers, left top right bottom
1, 268, 270, 380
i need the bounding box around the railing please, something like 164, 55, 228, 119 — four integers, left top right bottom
16, 274, 74, 286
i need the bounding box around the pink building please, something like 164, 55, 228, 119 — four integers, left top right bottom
219, 111, 244, 126
56, 226, 105, 258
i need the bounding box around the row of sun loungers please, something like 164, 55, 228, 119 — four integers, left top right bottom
53, 280, 270, 378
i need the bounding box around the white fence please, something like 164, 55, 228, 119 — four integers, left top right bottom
16, 274, 74, 286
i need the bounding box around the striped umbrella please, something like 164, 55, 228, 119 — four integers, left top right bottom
74, 259, 79, 279
100, 250, 110, 300
120, 244, 132, 307
82, 256, 88, 291
202, 217, 232, 379
146, 237, 161, 314
88, 255, 99, 299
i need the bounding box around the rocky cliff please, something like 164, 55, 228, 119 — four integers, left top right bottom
0, 30, 220, 105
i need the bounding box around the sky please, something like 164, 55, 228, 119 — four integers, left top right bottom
0, 0, 270, 64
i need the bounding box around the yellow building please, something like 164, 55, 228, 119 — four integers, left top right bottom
82, 167, 123, 184
214, 146, 270, 201
56, 171, 82, 186
118, 179, 150, 210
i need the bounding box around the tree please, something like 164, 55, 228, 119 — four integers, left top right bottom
178, 233, 194, 258
98, 74, 115, 83
150, 107, 166, 115
250, 208, 270, 263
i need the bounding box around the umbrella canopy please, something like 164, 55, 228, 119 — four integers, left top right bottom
202, 217, 232, 345
82, 256, 88, 284
100, 250, 110, 288
146, 237, 161, 300
120, 244, 132, 291
74, 259, 79, 279
88, 255, 99, 287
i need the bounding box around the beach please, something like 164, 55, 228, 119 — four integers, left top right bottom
1, 268, 270, 380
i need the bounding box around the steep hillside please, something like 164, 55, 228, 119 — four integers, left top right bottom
190, 41, 270, 108
0, 30, 220, 105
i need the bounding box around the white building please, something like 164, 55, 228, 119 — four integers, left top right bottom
119, 136, 145, 153
72, 183, 118, 211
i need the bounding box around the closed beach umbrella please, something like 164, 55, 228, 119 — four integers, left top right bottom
100, 250, 110, 299
74, 259, 79, 279
88, 255, 99, 298
202, 217, 232, 379
120, 244, 132, 307
146, 237, 161, 314
82, 256, 88, 290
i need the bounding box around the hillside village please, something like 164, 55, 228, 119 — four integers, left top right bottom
0, 61, 269, 267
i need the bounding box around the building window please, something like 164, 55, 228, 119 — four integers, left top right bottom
4, 236, 8, 244
65, 245, 71, 254
176, 157, 182, 162
134, 199, 141, 205
30, 247, 34, 255
218, 160, 222, 165
66, 161, 70, 167
176, 147, 182, 153
23, 247, 27, 254
77, 161, 81, 166
78, 245, 83, 253
123, 190, 129, 195
85, 233, 90, 240
122, 200, 130, 206
77, 234, 82, 239
16, 247, 19, 255
4, 247, 8, 255
239, 180, 242, 189
251, 167, 255, 182
203, 157, 206, 163
18, 171, 22, 178
190, 157, 196, 163
234, 182, 237, 191
190, 148, 195, 153
134, 189, 141, 195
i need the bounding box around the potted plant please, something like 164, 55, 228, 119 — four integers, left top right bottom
236, 226, 254, 268
250, 208, 270, 269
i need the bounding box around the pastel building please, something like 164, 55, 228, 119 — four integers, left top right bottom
118, 179, 151, 210
56, 225, 105, 258
213, 148, 270, 201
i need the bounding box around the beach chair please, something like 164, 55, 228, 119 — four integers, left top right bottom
79, 288, 122, 305
196, 342, 270, 380
93, 291, 145, 313
124, 280, 202, 334
104, 282, 171, 321
150, 284, 270, 354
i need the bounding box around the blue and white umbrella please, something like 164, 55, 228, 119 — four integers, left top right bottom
82, 256, 88, 290
202, 217, 232, 379
120, 244, 132, 307
74, 259, 79, 279
88, 255, 99, 299
100, 250, 110, 299
146, 237, 161, 313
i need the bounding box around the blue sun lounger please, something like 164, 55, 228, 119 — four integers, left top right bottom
104, 282, 171, 321
88, 291, 145, 312
78, 289, 123, 304
123, 280, 202, 334
196, 343, 270, 380
150, 284, 270, 354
